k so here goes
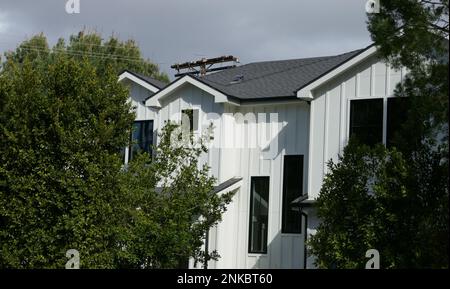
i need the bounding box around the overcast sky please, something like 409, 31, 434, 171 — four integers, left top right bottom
0, 0, 373, 79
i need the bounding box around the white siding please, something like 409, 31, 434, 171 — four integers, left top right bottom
158, 84, 224, 179
123, 52, 405, 270
131, 84, 158, 121
213, 102, 309, 269
155, 82, 310, 269
308, 55, 406, 200
124, 82, 158, 164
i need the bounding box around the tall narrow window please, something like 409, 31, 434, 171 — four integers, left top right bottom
349, 99, 383, 146
387, 97, 410, 148
129, 120, 154, 161
248, 177, 270, 254
181, 109, 199, 133
282, 155, 304, 234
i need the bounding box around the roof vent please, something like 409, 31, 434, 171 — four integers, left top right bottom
230, 74, 244, 84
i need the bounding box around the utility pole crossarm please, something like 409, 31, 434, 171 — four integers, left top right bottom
171, 55, 239, 78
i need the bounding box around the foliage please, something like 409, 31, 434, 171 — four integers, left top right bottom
0, 34, 228, 268
0, 53, 135, 268
309, 139, 448, 268
1, 31, 169, 83
117, 124, 234, 268
367, 0, 448, 71
310, 0, 449, 269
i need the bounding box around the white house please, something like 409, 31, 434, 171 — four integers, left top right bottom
118, 44, 409, 269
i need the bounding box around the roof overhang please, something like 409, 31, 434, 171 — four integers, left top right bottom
296, 45, 378, 100
118, 71, 160, 93
154, 177, 242, 196
291, 195, 316, 210
213, 177, 243, 196
144, 75, 238, 108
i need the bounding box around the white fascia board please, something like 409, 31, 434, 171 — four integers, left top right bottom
296, 46, 378, 100
145, 75, 229, 108
118, 71, 160, 93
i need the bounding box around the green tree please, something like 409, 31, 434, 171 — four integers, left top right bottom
367, 0, 448, 70
309, 139, 448, 268
117, 124, 234, 268
1, 31, 169, 83
0, 33, 230, 268
0, 53, 135, 268
310, 0, 448, 268
369, 2, 449, 268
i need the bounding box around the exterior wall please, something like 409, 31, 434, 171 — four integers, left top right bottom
153, 83, 311, 269
123, 53, 407, 270
158, 84, 224, 180
222, 103, 309, 269
308, 55, 407, 200
123, 81, 159, 164
304, 55, 407, 268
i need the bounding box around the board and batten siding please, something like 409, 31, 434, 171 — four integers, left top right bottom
124, 54, 406, 269
157, 84, 224, 179
130, 84, 159, 121
154, 83, 311, 269
207, 102, 310, 269
123, 82, 159, 164
308, 55, 407, 200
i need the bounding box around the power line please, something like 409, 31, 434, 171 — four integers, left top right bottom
3, 45, 167, 64
0, 34, 160, 57
0, 33, 167, 63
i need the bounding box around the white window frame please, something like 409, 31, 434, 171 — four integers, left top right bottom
181, 105, 202, 135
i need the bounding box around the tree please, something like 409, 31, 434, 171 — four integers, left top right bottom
309, 139, 448, 268
116, 124, 234, 268
1, 31, 169, 83
310, 0, 449, 268
0, 33, 229, 268
0, 53, 135, 268
367, 0, 448, 71
369, 2, 449, 268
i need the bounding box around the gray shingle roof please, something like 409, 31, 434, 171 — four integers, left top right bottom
197, 48, 366, 100
122, 69, 168, 89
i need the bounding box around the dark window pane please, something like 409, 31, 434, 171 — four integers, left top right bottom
350, 99, 383, 146
387, 97, 410, 148
129, 120, 153, 161
282, 155, 304, 234
248, 177, 270, 254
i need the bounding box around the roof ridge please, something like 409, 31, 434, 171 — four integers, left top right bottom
121, 69, 168, 89
203, 49, 362, 88
244, 49, 362, 65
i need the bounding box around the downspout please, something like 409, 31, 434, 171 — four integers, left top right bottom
203, 230, 209, 269
301, 212, 308, 269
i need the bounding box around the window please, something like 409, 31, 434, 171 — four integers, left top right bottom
349, 97, 409, 148
248, 177, 270, 254
349, 99, 383, 146
129, 120, 154, 161
282, 155, 304, 234
387, 97, 410, 148
181, 109, 199, 133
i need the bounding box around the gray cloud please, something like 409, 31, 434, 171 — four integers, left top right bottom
0, 0, 373, 79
